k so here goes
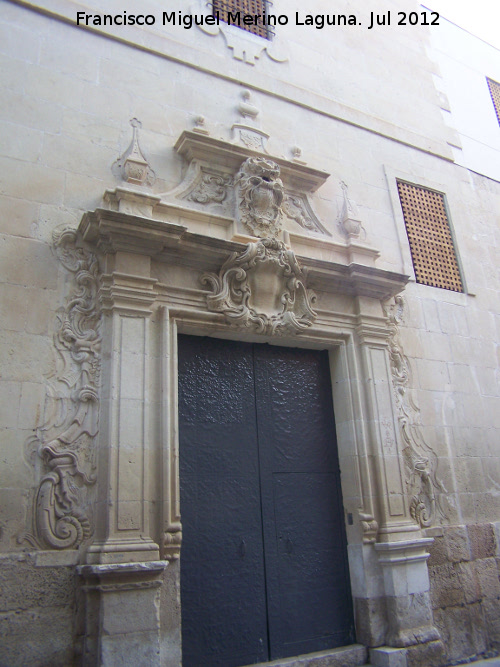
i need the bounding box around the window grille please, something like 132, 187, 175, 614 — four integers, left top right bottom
486, 77, 500, 125
397, 181, 464, 293
212, 0, 271, 39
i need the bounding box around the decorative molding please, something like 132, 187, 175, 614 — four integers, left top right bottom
186, 171, 233, 204
384, 296, 447, 528
359, 512, 379, 544
190, 0, 288, 65
202, 238, 317, 335
112, 118, 155, 187
23, 229, 101, 550
235, 157, 284, 238
339, 180, 363, 239
283, 193, 331, 236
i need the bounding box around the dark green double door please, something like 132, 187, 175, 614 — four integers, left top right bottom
178, 335, 354, 667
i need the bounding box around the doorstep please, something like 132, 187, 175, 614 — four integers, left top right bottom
244, 644, 368, 667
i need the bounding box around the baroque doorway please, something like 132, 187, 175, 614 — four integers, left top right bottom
178, 335, 354, 667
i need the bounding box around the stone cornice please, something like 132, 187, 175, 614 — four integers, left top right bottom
173, 130, 330, 192
79, 207, 409, 301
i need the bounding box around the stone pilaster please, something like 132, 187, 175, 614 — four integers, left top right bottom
86, 253, 160, 564
355, 297, 443, 663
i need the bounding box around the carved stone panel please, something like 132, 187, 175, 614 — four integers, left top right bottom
24, 229, 101, 550
235, 157, 284, 238
202, 238, 317, 335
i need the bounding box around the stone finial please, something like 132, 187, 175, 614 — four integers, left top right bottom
339, 180, 362, 239
192, 115, 209, 135
232, 90, 269, 151
112, 118, 155, 186
238, 90, 259, 122
291, 145, 306, 165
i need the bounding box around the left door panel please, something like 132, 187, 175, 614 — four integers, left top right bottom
178, 335, 269, 667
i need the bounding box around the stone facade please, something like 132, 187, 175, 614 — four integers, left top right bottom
0, 1, 499, 666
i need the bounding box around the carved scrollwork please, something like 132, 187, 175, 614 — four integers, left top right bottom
282, 194, 331, 236
359, 513, 379, 544
202, 238, 317, 335
24, 229, 101, 550
235, 157, 284, 238
187, 172, 232, 204
384, 296, 447, 528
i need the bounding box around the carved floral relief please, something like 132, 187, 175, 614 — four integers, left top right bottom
384, 295, 447, 528
23, 229, 101, 550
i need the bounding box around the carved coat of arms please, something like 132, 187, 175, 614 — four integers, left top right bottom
235, 157, 284, 238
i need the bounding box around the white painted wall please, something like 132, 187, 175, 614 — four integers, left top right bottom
426, 10, 500, 180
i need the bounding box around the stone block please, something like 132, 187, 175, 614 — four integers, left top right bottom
429, 564, 465, 609
475, 558, 500, 599
455, 561, 481, 604
435, 605, 476, 662
483, 599, 500, 646
100, 630, 161, 666
0, 194, 38, 239
0, 606, 75, 666
469, 524, 496, 560
0, 236, 58, 289
405, 640, 445, 667
469, 602, 488, 656
0, 381, 21, 428
251, 644, 368, 667
354, 596, 387, 647
0, 554, 76, 612
444, 525, 471, 562
370, 646, 407, 667
427, 535, 448, 567
0, 118, 42, 162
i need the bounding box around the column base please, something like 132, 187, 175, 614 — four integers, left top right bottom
86, 537, 160, 564
78, 560, 168, 667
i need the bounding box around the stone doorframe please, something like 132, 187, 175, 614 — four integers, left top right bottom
68, 133, 444, 666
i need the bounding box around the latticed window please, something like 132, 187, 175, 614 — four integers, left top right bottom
212, 0, 272, 39
486, 77, 500, 125
397, 181, 464, 293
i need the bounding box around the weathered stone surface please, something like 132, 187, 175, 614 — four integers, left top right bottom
429, 563, 465, 609
0, 554, 76, 612
427, 535, 448, 567
0, 606, 75, 666
405, 640, 445, 667
354, 597, 387, 647
249, 644, 367, 667
455, 561, 482, 604
469, 524, 497, 560
475, 558, 500, 599
444, 525, 471, 563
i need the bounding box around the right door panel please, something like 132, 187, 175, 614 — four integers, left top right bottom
253, 344, 354, 660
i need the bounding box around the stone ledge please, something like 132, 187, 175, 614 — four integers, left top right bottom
244, 644, 368, 667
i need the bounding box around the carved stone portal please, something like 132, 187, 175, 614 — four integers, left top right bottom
202, 238, 317, 335
235, 157, 284, 238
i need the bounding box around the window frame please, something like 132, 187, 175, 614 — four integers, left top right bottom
486, 77, 500, 126
384, 166, 470, 296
